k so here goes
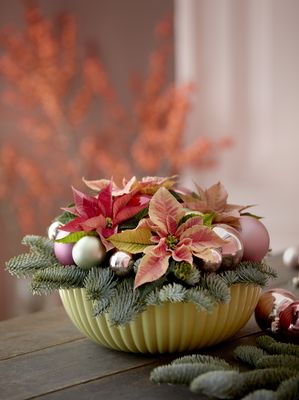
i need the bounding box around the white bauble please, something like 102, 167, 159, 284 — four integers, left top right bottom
48, 221, 63, 240
283, 246, 299, 269
72, 236, 106, 269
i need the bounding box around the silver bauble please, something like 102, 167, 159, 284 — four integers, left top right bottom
72, 236, 106, 269
202, 248, 222, 272
212, 224, 244, 269
48, 221, 63, 240
110, 251, 133, 276
283, 246, 299, 269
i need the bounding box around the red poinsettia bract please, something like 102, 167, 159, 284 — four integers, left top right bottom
61, 182, 150, 250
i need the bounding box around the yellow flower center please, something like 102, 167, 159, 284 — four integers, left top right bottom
106, 217, 113, 228
166, 235, 179, 250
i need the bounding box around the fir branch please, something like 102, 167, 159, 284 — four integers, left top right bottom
219, 270, 239, 287
144, 288, 162, 307
108, 278, 146, 326
185, 287, 215, 312
84, 267, 117, 301
92, 298, 110, 316
256, 336, 299, 357
241, 389, 278, 400
190, 370, 240, 398
257, 354, 299, 371
200, 273, 231, 303
6, 252, 58, 278
22, 235, 55, 257
184, 267, 201, 286
235, 263, 269, 287
190, 368, 296, 399
172, 354, 231, 369
31, 266, 88, 295
234, 345, 267, 367
276, 373, 299, 400
84, 267, 118, 317
255, 262, 277, 279
158, 283, 188, 303
150, 363, 231, 385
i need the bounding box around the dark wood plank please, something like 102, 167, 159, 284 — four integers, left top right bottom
34, 334, 263, 400
0, 307, 83, 360
0, 338, 166, 400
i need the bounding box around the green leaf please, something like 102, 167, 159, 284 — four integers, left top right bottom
118, 206, 149, 230
108, 228, 153, 254
55, 231, 98, 243
202, 212, 215, 226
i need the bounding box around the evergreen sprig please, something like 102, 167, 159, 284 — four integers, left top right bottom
256, 335, 299, 357
234, 345, 267, 367
150, 363, 232, 385
171, 354, 231, 369
22, 235, 55, 257
190, 368, 296, 399
84, 267, 118, 317
6, 253, 58, 278
31, 266, 88, 294
108, 278, 146, 326
200, 273, 231, 303
185, 287, 215, 312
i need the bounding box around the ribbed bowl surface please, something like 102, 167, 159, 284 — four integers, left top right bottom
59, 284, 261, 353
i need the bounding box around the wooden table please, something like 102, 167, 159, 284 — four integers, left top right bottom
1, 255, 298, 400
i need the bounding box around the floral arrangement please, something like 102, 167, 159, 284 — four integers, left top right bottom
6, 175, 276, 326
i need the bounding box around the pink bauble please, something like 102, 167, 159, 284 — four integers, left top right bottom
279, 300, 299, 340
54, 230, 74, 266
255, 288, 296, 331
239, 216, 270, 262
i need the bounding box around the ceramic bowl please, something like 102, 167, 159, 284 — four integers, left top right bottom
59, 284, 261, 353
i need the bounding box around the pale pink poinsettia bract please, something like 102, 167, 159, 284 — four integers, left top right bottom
134, 187, 226, 288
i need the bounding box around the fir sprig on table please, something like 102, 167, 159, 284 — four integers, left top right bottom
150, 335, 299, 399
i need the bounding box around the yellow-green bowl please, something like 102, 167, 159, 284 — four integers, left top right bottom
59, 284, 261, 353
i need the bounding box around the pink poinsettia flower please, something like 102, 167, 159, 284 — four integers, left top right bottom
61, 182, 150, 250
182, 182, 250, 228
134, 187, 226, 288
82, 175, 178, 196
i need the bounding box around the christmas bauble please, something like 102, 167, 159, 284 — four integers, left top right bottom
201, 248, 222, 272
282, 246, 299, 269
254, 288, 296, 331
279, 300, 299, 340
48, 221, 63, 240
54, 230, 74, 266
212, 225, 244, 269
110, 251, 133, 276
72, 236, 106, 269
239, 216, 270, 262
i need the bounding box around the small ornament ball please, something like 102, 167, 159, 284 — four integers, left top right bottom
283, 246, 299, 269
48, 221, 63, 240
254, 288, 296, 331
72, 236, 106, 269
239, 216, 270, 262
54, 230, 74, 266
202, 248, 222, 272
212, 224, 244, 269
279, 300, 299, 339
110, 251, 133, 276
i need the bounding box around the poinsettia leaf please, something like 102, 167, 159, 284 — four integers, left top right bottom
60, 216, 87, 232
55, 231, 98, 243
97, 182, 113, 217
118, 207, 149, 230
138, 176, 178, 195
72, 187, 98, 218
172, 244, 193, 264
149, 187, 185, 233
205, 182, 228, 211
240, 211, 262, 219
134, 252, 171, 289
108, 228, 153, 254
